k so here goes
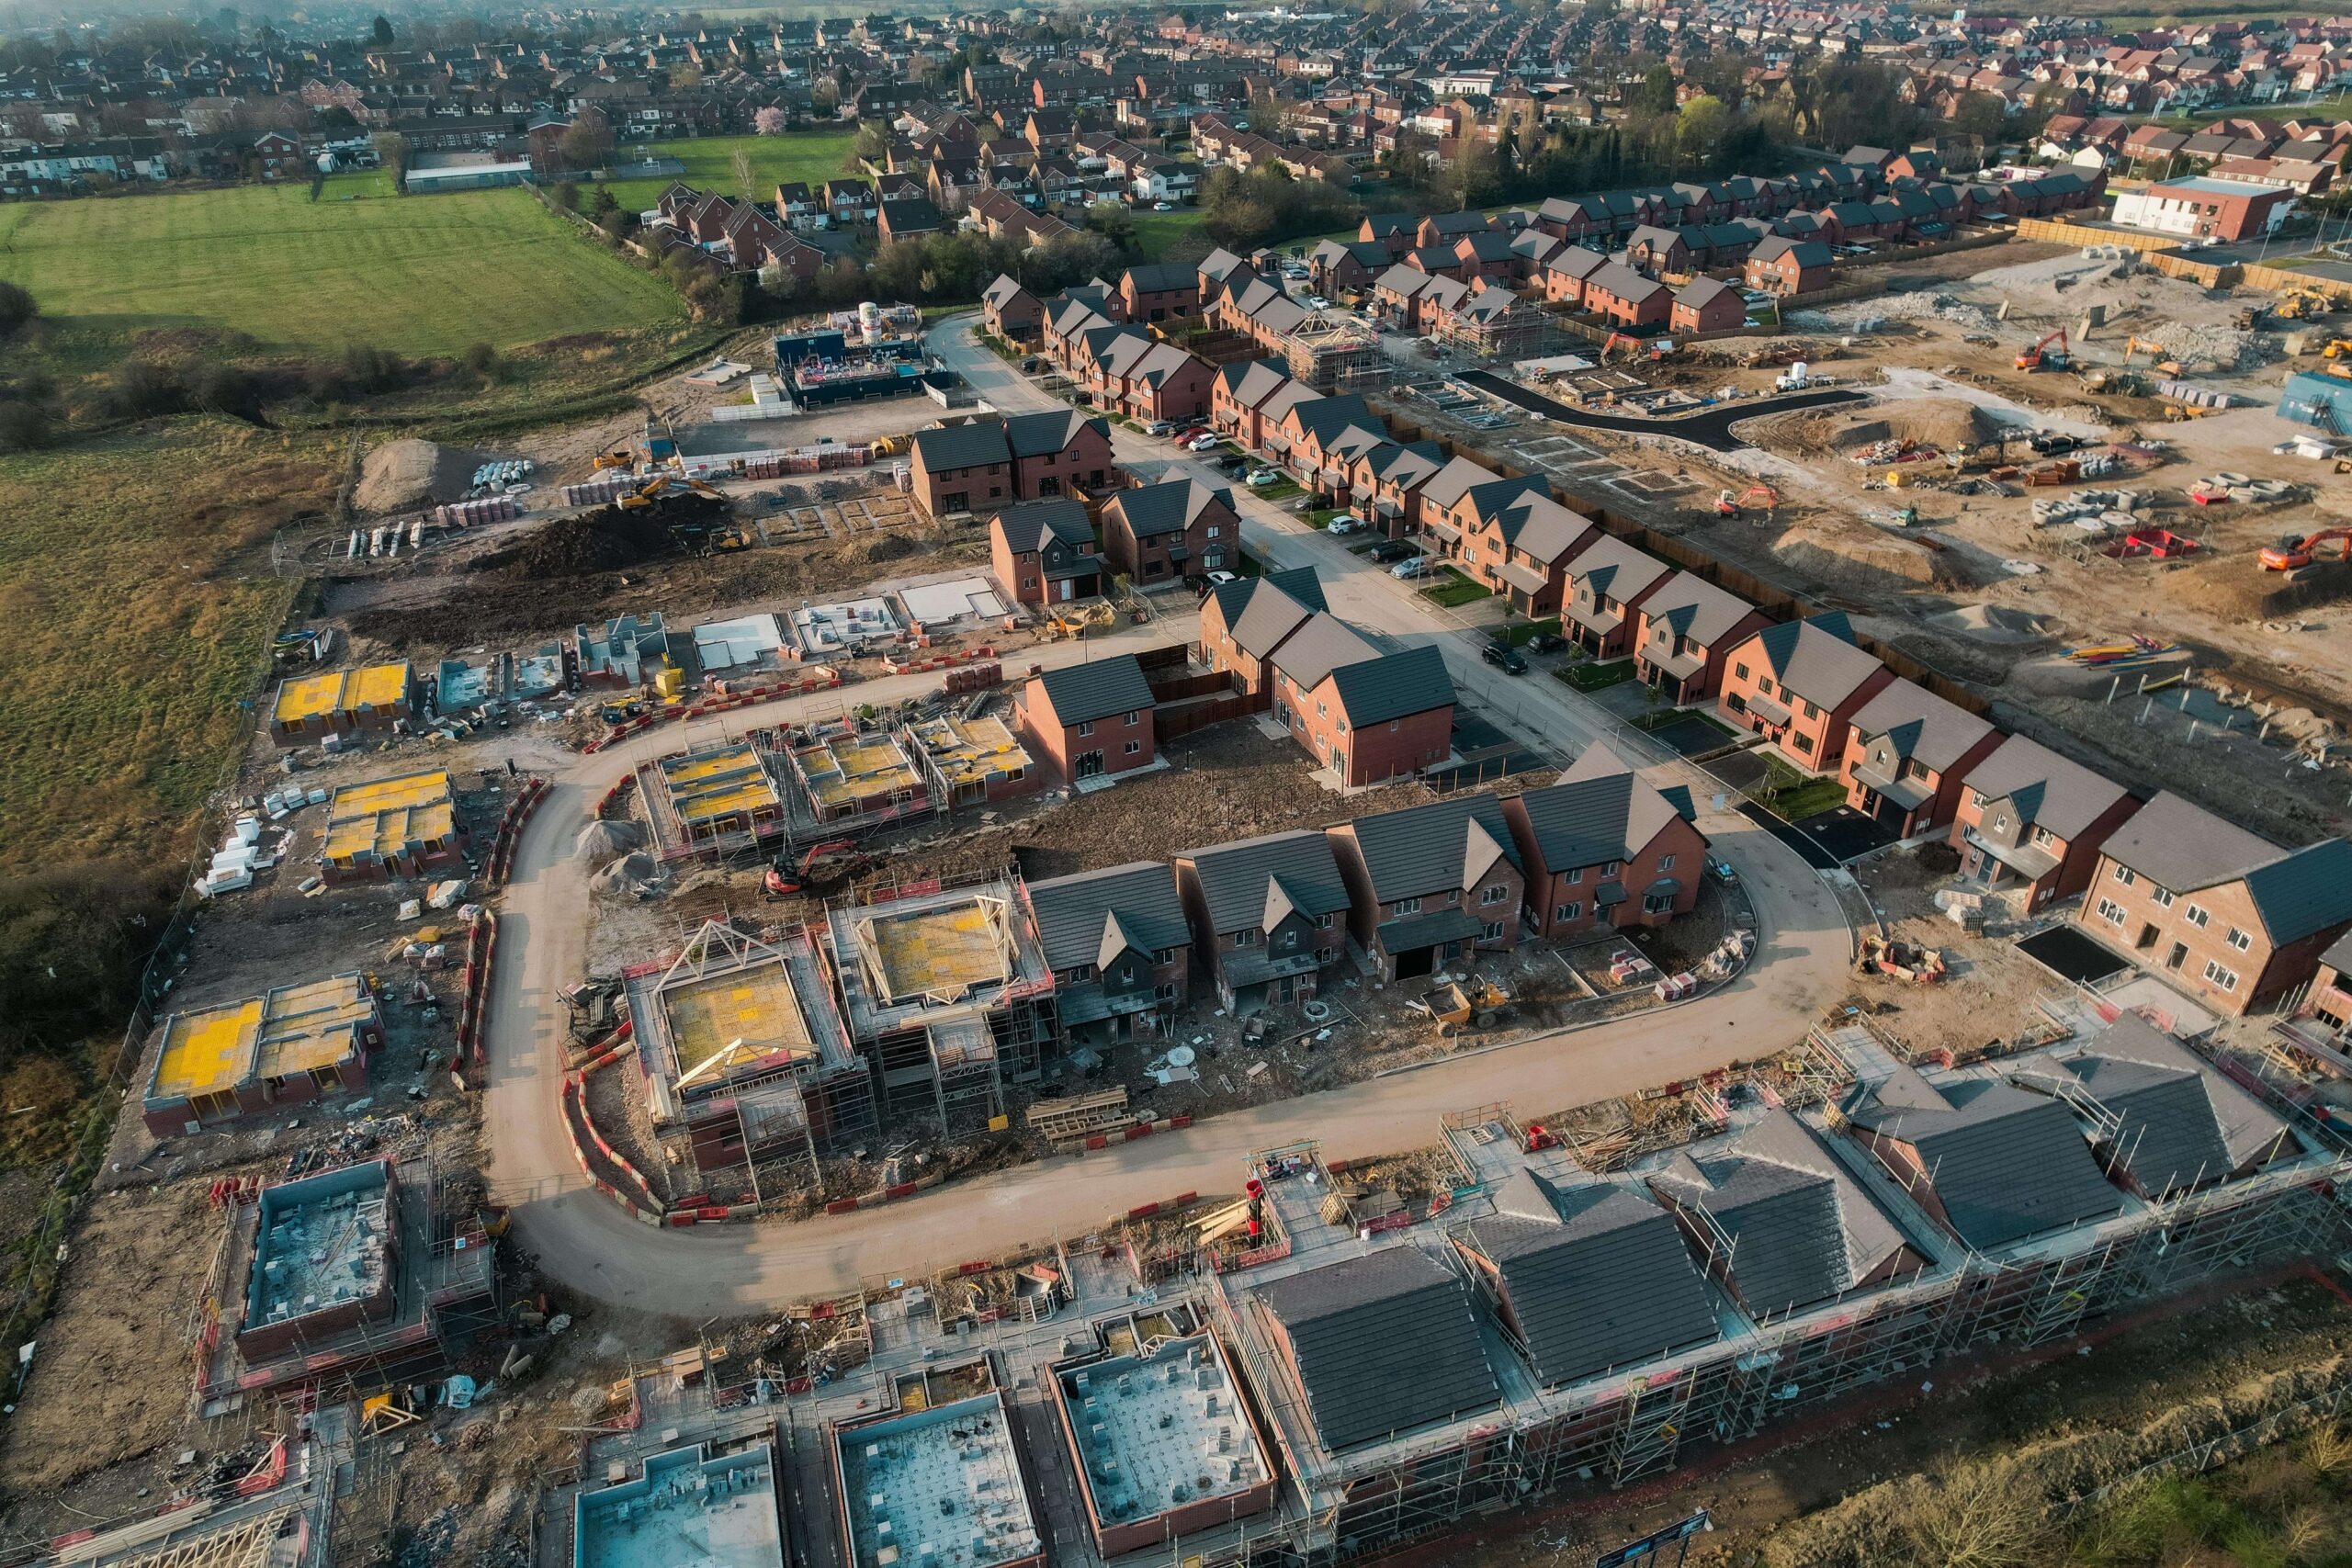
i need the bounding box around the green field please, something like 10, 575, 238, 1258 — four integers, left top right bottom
0, 184, 684, 355
1127, 207, 1213, 262
603, 129, 861, 209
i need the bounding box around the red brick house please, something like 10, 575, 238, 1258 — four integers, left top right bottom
1117, 262, 1200, 324
1837, 678, 2002, 837
1716, 613, 1895, 773
1200, 567, 1327, 695
1746, 235, 1836, 296
989, 498, 1103, 606
1948, 734, 2141, 908
1270, 618, 1454, 788
1413, 456, 1550, 573
908, 410, 1114, 521
1560, 536, 1672, 660
1025, 861, 1192, 1043
1098, 478, 1238, 586
1633, 573, 1772, 705
1504, 743, 1709, 940
1081, 331, 1216, 424
2075, 793, 2352, 1016
1581, 261, 1672, 329
1470, 491, 1602, 617
1271, 393, 1388, 497
982, 273, 1045, 341
1344, 438, 1449, 539
1539, 246, 1611, 308
876, 195, 945, 244
1174, 829, 1351, 1011
1210, 358, 1306, 451
1018, 654, 1158, 785
2303, 931, 2352, 1035
1328, 794, 1524, 982
1671, 276, 1747, 335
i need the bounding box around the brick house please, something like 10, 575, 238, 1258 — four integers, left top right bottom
1117, 261, 1200, 323
876, 195, 945, 243
1470, 492, 1600, 617
1175, 829, 1351, 1011
1837, 678, 2002, 837
1200, 567, 1326, 695
1539, 246, 1611, 308
1210, 358, 1306, 451
2306, 931, 2352, 1035
982, 273, 1045, 341
1948, 735, 2141, 909
1561, 535, 1673, 660
1745, 235, 1836, 296
1025, 861, 1191, 1043
1270, 618, 1454, 788
1345, 438, 1448, 539
1716, 613, 1895, 773
1581, 261, 1673, 330
1306, 237, 1389, 296
1633, 573, 1772, 705
1272, 393, 1388, 497
1327, 795, 1524, 982
1624, 223, 1693, 276
2076, 792, 2352, 1017
989, 498, 1102, 606
1086, 333, 1215, 424
1098, 478, 1238, 585
1018, 654, 1158, 785
1503, 743, 1709, 940
1414, 457, 1552, 581
908, 410, 1114, 520
1670, 276, 1747, 335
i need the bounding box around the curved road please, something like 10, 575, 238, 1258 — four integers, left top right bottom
482, 320, 1856, 1316
1453, 370, 1866, 452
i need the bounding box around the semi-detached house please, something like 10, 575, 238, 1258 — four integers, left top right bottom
1716, 613, 1895, 773
1837, 678, 2001, 837
1632, 573, 1772, 705
1176, 830, 1351, 1011
908, 409, 1114, 522
1561, 536, 1672, 660
1948, 733, 2141, 909
1328, 795, 1524, 983
1270, 617, 1455, 789
1025, 861, 1192, 1044
1199, 567, 1327, 696
1503, 743, 1709, 940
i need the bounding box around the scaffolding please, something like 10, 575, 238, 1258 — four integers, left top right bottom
1283, 309, 1385, 393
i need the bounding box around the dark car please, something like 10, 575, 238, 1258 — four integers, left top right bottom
1369, 538, 1415, 562
1527, 632, 1567, 654
1481, 641, 1529, 674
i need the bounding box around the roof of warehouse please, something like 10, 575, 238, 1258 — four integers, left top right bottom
1257, 1248, 1500, 1450
1032, 652, 1154, 727
1340, 794, 1518, 902
1842, 1065, 2124, 1250
1458, 1172, 1721, 1388
1025, 861, 1189, 974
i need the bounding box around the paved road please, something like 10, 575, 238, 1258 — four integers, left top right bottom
480, 319, 1855, 1316
1453, 369, 1866, 452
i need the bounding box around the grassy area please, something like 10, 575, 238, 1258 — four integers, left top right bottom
1501, 616, 1563, 647
1555, 656, 1636, 692
0, 418, 333, 873
1127, 207, 1212, 263
0, 185, 684, 355
1754, 771, 1850, 821
603, 129, 861, 209
1420, 568, 1491, 608
1304, 507, 1346, 528
1248, 475, 1304, 502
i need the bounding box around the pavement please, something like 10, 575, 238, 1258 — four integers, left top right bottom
478, 316, 1858, 1318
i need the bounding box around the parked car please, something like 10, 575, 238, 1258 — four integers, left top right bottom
1171, 424, 1206, 444
1527, 631, 1567, 654
1705, 855, 1739, 887
1186, 434, 1223, 452
1246, 468, 1281, 486
1390, 555, 1432, 579
1152, 200, 1175, 211
1204, 570, 1238, 588
1369, 539, 1415, 562
1214, 453, 1249, 474
1145, 420, 1179, 436
1324, 513, 1363, 535
1481, 641, 1528, 674
1020, 355, 1041, 373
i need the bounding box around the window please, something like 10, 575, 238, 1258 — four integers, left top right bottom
1232, 929, 1259, 946
1207, 525, 1220, 538
1482, 920, 1507, 941
1395, 897, 1423, 915
1077, 720, 1093, 737
1803, 700, 1820, 721
1758, 676, 1775, 696
1153, 948, 1178, 964
1155, 982, 1178, 1002
2184, 904, 2209, 929
2226, 927, 2251, 952
2032, 826, 2056, 847
1555, 901, 1584, 922
2097, 897, 2127, 925
1969, 789, 1985, 809
1123, 709, 1140, 726
1792, 732, 1815, 754
1993, 813, 2009, 832
2115, 866, 2137, 887
1644, 892, 1674, 915
1734, 662, 1749, 682
2150, 887, 2174, 908
1124, 739, 1141, 755
1481, 884, 1510, 905
1602, 860, 1623, 876
1657, 854, 1677, 872
2202, 959, 2239, 991
1316, 912, 1334, 929
1564, 866, 1584, 885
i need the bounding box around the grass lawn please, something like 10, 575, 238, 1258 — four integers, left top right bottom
0, 185, 684, 355
0, 418, 332, 873
1501, 616, 1563, 647
1303, 507, 1345, 528
1127, 207, 1212, 262
603, 129, 860, 209
1754, 774, 1851, 822
1635, 705, 1735, 737
1555, 658, 1636, 692
1420, 569, 1491, 608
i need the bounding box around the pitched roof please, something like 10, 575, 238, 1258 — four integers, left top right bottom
993, 497, 1094, 552
1180, 829, 1351, 935
1327, 643, 1454, 726
1121, 260, 1196, 294
1637, 571, 1758, 647
1566, 535, 1671, 605
1257, 1248, 1500, 1451
2097, 792, 2352, 943
1458, 1174, 1720, 1387
1340, 794, 1519, 902
1960, 734, 2134, 839
1005, 406, 1099, 457
2027, 1014, 2291, 1198
1229, 576, 1326, 660
1105, 478, 1232, 539
1511, 742, 1695, 873
1842, 1065, 2124, 1249
1025, 860, 1189, 973
1032, 652, 1153, 727
1269, 612, 1384, 693
1651, 1110, 1912, 1317
1847, 678, 1996, 773
1743, 612, 1884, 706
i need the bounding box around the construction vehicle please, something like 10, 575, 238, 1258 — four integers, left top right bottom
592, 449, 634, 471
2271, 289, 2333, 321
1714, 483, 1779, 520
1040, 602, 1115, 640
1418, 976, 1509, 1036
2015, 327, 2071, 372
616, 475, 672, 510
2258, 526, 2352, 570
763, 840, 869, 897
2079, 367, 2147, 396
685, 478, 725, 500
2322, 339, 2352, 361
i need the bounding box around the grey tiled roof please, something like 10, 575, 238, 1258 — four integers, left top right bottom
1651, 1110, 1912, 1317
1181, 829, 1351, 936
1510, 741, 1691, 874
1959, 734, 2134, 840
1270, 613, 1383, 693
2098, 792, 2352, 944
1638, 572, 1757, 648
1232, 580, 1329, 661
1746, 612, 1883, 707
1566, 535, 1670, 606
2324, 929, 2352, 976
1340, 794, 1518, 903
994, 497, 1094, 553
1106, 478, 1231, 539
911, 419, 1011, 473
1258, 1248, 1500, 1451
1033, 652, 1154, 727
1843, 1066, 2123, 1250
1005, 407, 1099, 457
1459, 1176, 1720, 1388
2032, 1014, 2291, 1197
1025, 861, 1188, 974
1328, 643, 1454, 726
1848, 678, 1996, 774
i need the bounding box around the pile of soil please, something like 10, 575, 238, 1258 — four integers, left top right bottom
573, 819, 643, 863
476, 507, 680, 578
1779, 523, 1954, 587
1815, 399, 1996, 453
354, 438, 493, 513
1924, 603, 2052, 644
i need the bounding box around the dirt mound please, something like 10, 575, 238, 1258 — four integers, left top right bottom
354, 438, 493, 514
1826, 399, 1994, 453
477, 508, 681, 578
590, 851, 661, 897
573, 819, 643, 863
1923, 603, 2052, 643
1778, 524, 1954, 588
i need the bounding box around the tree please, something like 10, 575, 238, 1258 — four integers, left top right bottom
371, 14, 392, 45
1087, 198, 1136, 252
1951, 91, 2010, 152
754, 106, 787, 136
731, 147, 757, 201
1635, 63, 1677, 116
558, 107, 612, 173
369, 131, 409, 180
1675, 95, 1728, 172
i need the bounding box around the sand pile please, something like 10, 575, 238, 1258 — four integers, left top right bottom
1779, 525, 1953, 587
590, 852, 661, 897
1925, 604, 2052, 644
354, 438, 492, 513
573, 819, 643, 863
1819, 399, 1993, 453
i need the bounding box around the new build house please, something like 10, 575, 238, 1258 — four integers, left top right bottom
1199, 566, 1328, 694
1327, 794, 1524, 982
1561, 536, 1672, 660
1837, 678, 2002, 837
1949, 734, 2141, 908
1716, 613, 1895, 773
1503, 743, 1707, 940
989, 498, 1102, 606
2076, 792, 2352, 1016
1017, 654, 1158, 785
1176, 829, 1351, 1011
1097, 478, 1238, 586
1268, 616, 1454, 789
1633, 573, 1772, 705
1025, 861, 1191, 1043
908, 409, 1114, 521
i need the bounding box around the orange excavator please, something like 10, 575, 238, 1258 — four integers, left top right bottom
2258, 526, 2352, 570
2015, 327, 2071, 371
763, 840, 869, 897
1715, 483, 1780, 520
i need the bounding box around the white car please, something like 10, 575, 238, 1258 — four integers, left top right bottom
1390, 555, 1432, 579
1246, 468, 1281, 486
1152, 200, 1174, 211
1204, 570, 1238, 588
1325, 514, 1363, 535
1186, 434, 1222, 452
1145, 419, 1179, 436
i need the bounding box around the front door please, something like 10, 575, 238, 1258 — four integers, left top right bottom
1273, 975, 1295, 1006
2166, 942, 2188, 971
1058, 578, 1075, 603
1075, 750, 1104, 779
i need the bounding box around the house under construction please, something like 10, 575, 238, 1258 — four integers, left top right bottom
627, 919, 878, 1186
639, 738, 788, 858
1279, 306, 1385, 393
823, 872, 1057, 1128
780, 719, 942, 841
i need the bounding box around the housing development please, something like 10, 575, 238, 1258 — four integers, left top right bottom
10, 3, 2352, 1568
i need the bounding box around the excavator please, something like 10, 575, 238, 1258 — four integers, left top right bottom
1715, 483, 1779, 520
763, 840, 870, 897
616, 475, 672, 511
2258, 527, 2352, 571
2322, 339, 2352, 361
2015, 327, 2072, 372
1600, 332, 1668, 364
592, 449, 635, 471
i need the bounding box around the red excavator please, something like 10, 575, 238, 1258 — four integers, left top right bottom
2258, 526, 2352, 571
762, 840, 869, 897
2015, 327, 2072, 372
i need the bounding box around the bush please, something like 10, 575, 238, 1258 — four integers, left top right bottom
0, 280, 35, 333
461, 341, 503, 380
0, 397, 53, 451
